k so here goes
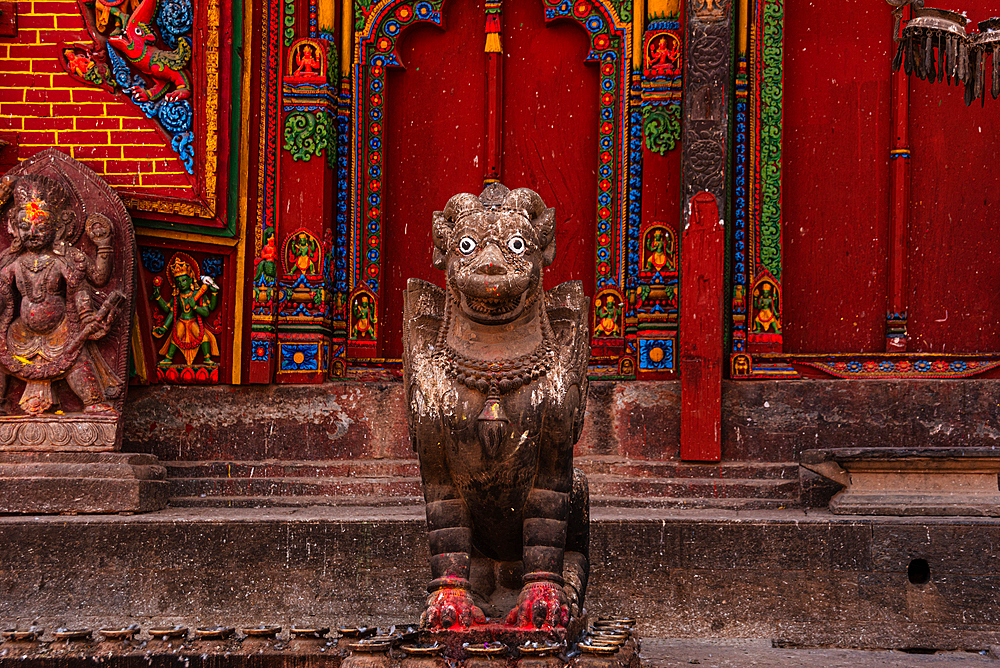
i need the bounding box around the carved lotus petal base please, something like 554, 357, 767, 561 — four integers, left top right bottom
0, 412, 119, 451
0, 451, 168, 514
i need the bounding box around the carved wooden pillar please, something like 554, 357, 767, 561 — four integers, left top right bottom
679, 0, 732, 461
275, 38, 337, 382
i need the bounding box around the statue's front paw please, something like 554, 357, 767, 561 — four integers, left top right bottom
420, 587, 486, 630
505, 580, 569, 629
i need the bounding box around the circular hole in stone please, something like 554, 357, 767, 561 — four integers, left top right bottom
908, 558, 931, 585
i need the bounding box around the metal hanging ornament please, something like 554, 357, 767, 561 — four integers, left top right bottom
889, 0, 1000, 106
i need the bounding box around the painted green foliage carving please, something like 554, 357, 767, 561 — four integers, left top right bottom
608, 0, 632, 23
642, 105, 681, 155
284, 111, 334, 162
760, 0, 783, 280
283, 0, 295, 45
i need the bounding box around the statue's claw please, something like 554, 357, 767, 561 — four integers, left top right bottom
505, 581, 570, 629
420, 587, 486, 630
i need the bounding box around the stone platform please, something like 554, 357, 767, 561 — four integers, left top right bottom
0, 452, 168, 514
2, 507, 1000, 651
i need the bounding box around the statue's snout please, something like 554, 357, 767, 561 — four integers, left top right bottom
472, 244, 508, 276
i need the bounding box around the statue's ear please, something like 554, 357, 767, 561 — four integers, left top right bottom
541, 233, 556, 267
431, 210, 451, 270
536, 206, 555, 267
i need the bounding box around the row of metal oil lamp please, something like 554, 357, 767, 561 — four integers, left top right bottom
345, 618, 637, 660
0, 624, 366, 644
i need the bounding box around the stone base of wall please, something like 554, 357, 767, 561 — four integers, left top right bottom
1, 507, 998, 651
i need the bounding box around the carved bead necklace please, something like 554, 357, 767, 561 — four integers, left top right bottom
434, 294, 556, 397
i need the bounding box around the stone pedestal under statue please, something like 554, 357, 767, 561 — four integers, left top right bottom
0, 149, 167, 514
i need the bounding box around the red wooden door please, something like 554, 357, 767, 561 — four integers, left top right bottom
378, 0, 599, 358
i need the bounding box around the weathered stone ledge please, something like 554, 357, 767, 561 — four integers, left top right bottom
2, 507, 999, 651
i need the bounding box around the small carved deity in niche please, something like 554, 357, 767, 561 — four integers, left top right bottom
752, 279, 780, 333
350, 292, 376, 339
403, 185, 590, 631
287, 231, 321, 276
0, 154, 128, 417
151, 253, 220, 368
594, 292, 622, 337
293, 44, 321, 77
643, 226, 675, 272
646, 33, 680, 73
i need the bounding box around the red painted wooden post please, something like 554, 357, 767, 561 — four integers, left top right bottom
484, 1, 503, 185
887, 11, 911, 352
680, 191, 724, 462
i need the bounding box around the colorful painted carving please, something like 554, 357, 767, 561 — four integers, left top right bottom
59, 0, 196, 172
640, 4, 684, 156
150, 253, 221, 381
594, 289, 623, 338
284, 230, 322, 276
292, 42, 323, 77
643, 224, 676, 272
349, 289, 377, 340
750, 277, 780, 335
635, 223, 678, 375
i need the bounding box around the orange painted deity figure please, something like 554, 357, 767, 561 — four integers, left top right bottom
62, 49, 95, 77
752, 281, 780, 333
294, 44, 320, 76
0, 174, 124, 415
647, 34, 679, 71
644, 227, 674, 272
151, 255, 220, 367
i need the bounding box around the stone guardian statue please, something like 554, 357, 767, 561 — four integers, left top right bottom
403, 184, 590, 631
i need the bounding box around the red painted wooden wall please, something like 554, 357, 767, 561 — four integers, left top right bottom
783, 0, 1000, 355
379, 0, 600, 359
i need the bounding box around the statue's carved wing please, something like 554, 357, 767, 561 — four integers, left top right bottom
402, 278, 445, 448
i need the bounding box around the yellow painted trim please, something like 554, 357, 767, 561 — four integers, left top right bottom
318, 0, 336, 33
135, 228, 241, 246
231, 0, 255, 383
632, 0, 644, 71
738, 0, 749, 56
341, 0, 352, 78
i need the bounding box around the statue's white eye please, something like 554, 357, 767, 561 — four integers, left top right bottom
507, 236, 526, 254
459, 236, 477, 255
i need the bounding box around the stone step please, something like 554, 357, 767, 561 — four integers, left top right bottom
167, 474, 800, 508
585, 474, 801, 500
164, 458, 798, 480
164, 459, 421, 479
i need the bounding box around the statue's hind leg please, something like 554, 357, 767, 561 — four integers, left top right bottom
563, 467, 590, 618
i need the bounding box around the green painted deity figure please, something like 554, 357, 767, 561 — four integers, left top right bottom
288, 232, 320, 275
351, 294, 375, 339
151, 254, 220, 367
594, 295, 621, 337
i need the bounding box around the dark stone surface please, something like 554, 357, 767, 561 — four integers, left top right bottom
0, 452, 167, 513
2, 508, 1000, 650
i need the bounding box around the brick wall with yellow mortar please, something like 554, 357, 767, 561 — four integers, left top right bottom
0, 0, 195, 196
